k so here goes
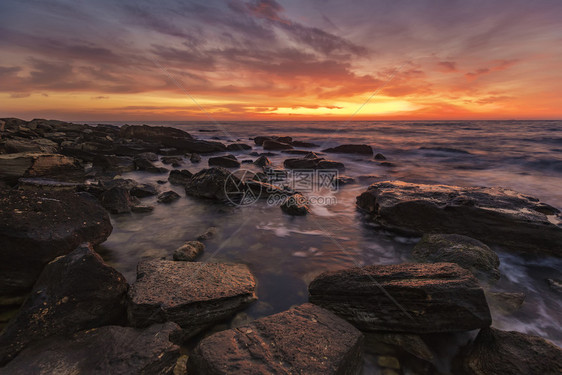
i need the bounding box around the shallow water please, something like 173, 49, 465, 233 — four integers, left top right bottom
92, 120, 562, 370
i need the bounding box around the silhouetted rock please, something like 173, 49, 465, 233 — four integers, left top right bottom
168, 169, 193, 185
184, 167, 240, 201
226, 143, 252, 151
323, 144, 373, 155
263, 139, 293, 150
253, 155, 271, 167
120, 124, 192, 142
356, 181, 562, 256
130, 183, 158, 198
134, 154, 168, 173
309, 262, 491, 333
157, 190, 181, 203
283, 157, 345, 171
173, 241, 205, 261
208, 155, 241, 168
188, 303, 363, 375
161, 156, 183, 165
374, 153, 386, 160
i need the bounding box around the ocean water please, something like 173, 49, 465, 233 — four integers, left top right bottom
91, 120, 562, 369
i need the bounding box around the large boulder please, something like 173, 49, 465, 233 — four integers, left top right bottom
0, 190, 112, 298
188, 303, 363, 375
323, 144, 373, 155
127, 260, 257, 338
4, 137, 59, 154
263, 139, 293, 150
461, 328, 562, 374
309, 262, 491, 333
0, 244, 128, 365
412, 234, 500, 281
1, 323, 181, 375
356, 181, 562, 256
184, 167, 240, 201
208, 155, 241, 168
0, 153, 81, 184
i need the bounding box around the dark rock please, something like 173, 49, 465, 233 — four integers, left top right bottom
190, 153, 202, 163
168, 169, 193, 185
379, 161, 395, 167
4, 137, 59, 154
304, 151, 320, 159
173, 241, 205, 261
130, 183, 158, 198
284, 157, 345, 171
281, 193, 310, 216
138, 152, 159, 161
157, 190, 181, 204
309, 262, 492, 333
226, 143, 252, 151
0, 153, 81, 184
253, 155, 271, 167
161, 156, 183, 165
365, 332, 434, 363
412, 234, 500, 280
92, 154, 135, 173
100, 186, 138, 214
119, 124, 193, 142
356, 181, 562, 256
131, 205, 154, 213
159, 147, 179, 155
197, 227, 218, 241
184, 167, 240, 201
1, 323, 181, 375
253, 136, 271, 146
241, 159, 253, 164
290, 140, 318, 148
374, 152, 386, 160
263, 139, 293, 150
188, 303, 363, 375
323, 144, 373, 155
0, 244, 128, 365
127, 260, 257, 337
208, 155, 241, 168
0, 190, 112, 298
336, 176, 356, 186
461, 328, 562, 375
134, 154, 168, 173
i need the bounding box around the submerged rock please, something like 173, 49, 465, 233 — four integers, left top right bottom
197, 227, 218, 241
208, 155, 241, 168
412, 234, 500, 280
323, 144, 373, 155
461, 328, 562, 374
173, 241, 205, 261
0, 190, 112, 298
127, 260, 257, 338
374, 152, 387, 160
356, 181, 562, 256
0, 323, 181, 375
281, 193, 310, 216
188, 303, 364, 375
309, 262, 491, 333
0, 244, 128, 365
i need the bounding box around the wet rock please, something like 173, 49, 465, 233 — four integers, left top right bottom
0, 244, 128, 365
263, 139, 293, 150
226, 143, 252, 151
100, 186, 138, 214
161, 156, 183, 166
208, 155, 241, 168
546, 278, 562, 293
374, 152, 387, 160
134, 154, 168, 173
0, 153, 81, 184
253, 155, 271, 167
173, 241, 205, 261
291, 140, 318, 148
157, 190, 181, 204
412, 234, 500, 280
281, 193, 310, 216
127, 260, 257, 338
92, 154, 135, 173
461, 328, 562, 375
197, 227, 218, 241
131, 205, 154, 213
356, 181, 562, 256
336, 176, 356, 186
283, 157, 345, 171
487, 292, 526, 315
168, 169, 193, 185
184, 167, 240, 201
0, 190, 112, 298
309, 262, 491, 333
130, 183, 158, 198
188, 303, 363, 375
323, 144, 373, 155
190, 153, 202, 163
365, 332, 434, 363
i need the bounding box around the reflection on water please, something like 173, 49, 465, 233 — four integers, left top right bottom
94, 120, 562, 360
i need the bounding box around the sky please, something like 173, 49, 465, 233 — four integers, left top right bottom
1, 0, 561, 121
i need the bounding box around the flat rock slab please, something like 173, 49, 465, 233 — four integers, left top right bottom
1, 323, 181, 375
356, 181, 562, 256
309, 262, 491, 333
127, 260, 257, 334
188, 303, 364, 375
0, 190, 112, 298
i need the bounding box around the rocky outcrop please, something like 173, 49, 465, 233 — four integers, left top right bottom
188, 303, 364, 375
0, 244, 128, 365
1, 323, 181, 374
208, 155, 241, 168
323, 144, 373, 155
356, 181, 562, 256
0, 190, 112, 298
184, 167, 240, 201
283, 157, 345, 171
412, 234, 500, 280
461, 328, 562, 374
127, 260, 256, 338
0, 153, 81, 184
173, 241, 205, 261
4, 137, 59, 154
309, 262, 491, 333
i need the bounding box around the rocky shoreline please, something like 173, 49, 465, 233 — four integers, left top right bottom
1, 117, 561, 374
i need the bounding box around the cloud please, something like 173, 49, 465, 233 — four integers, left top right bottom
465, 59, 518, 80
437, 61, 457, 72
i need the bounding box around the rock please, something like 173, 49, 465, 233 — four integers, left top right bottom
309, 262, 491, 333
546, 278, 562, 293
0, 190, 112, 298
281, 193, 310, 216
336, 176, 356, 186
197, 227, 218, 241
378, 356, 401, 370
487, 292, 526, 315
159, 147, 179, 156
4, 137, 59, 154
17, 177, 81, 191
184, 167, 240, 201
92, 154, 135, 173
190, 153, 202, 163
291, 140, 318, 148
1, 323, 181, 374
0, 244, 128, 365
173, 241, 205, 261
0, 153, 81, 183
100, 186, 138, 214
208, 155, 241, 168
157, 191, 181, 204
226, 143, 252, 151
134, 154, 168, 173
161, 156, 183, 165
253, 136, 272, 146
131, 205, 154, 213
323, 144, 373, 155
356, 181, 562, 256
461, 328, 562, 375
374, 152, 387, 160
263, 139, 293, 150
127, 260, 257, 337
187, 303, 363, 375
120, 124, 193, 142
412, 234, 501, 280
139, 152, 159, 161
283, 157, 345, 171
168, 169, 193, 185
365, 332, 434, 363
130, 183, 158, 198
253, 155, 271, 167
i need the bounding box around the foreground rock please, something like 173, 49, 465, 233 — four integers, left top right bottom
127, 260, 256, 338
323, 144, 373, 155
0, 244, 128, 365
173, 241, 205, 261
461, 328, 562, 374
0, 153, 81, 184
188, 303, 363, 375
1, 323, 180, 375
0, 190, 112, 298
309, 263, 491, 333
356, 181, 562, 256
157, 190, 181, 203
184, 167, 240, 201
412, 234, 500, 281
168, 169, 193, 185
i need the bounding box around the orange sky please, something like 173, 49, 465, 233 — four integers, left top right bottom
1, 0, 561, 121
